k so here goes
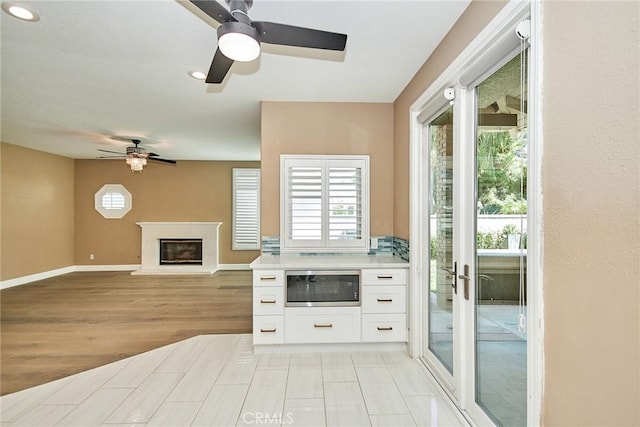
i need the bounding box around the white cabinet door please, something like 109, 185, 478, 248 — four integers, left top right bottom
285, 307, 361, 343
361, 286, 407, 314
253, 286, 284, 315
362, 269, 407, 285
361, 314, 407, 342
252, 269, 285, 286
253, 315, 284, 344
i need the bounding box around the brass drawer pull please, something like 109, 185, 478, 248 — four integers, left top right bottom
377, 298, 393, 302
260, 276, 277, 281
377, 275, 393, 279
260, 299, 276, 304
377, 326, 393, 331
314, 323, 333, 328
260, 328, 276, 333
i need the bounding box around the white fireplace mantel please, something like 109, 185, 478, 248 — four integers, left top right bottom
133, 222, 222, 275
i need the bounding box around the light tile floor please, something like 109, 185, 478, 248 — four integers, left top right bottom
0, 334, 467, 427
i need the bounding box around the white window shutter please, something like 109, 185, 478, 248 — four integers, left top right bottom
281, 155, 369, 253
233, 168, 261, 250
289, 165, 323, 241
328, 164, 362, 241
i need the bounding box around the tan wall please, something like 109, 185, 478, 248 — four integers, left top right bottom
541, 1, 640, 425
1, 143, 75, 280
392, 0, 640, 424
260, 102, 394, 237
74, 159, 260, 266
393, 0, 508, 239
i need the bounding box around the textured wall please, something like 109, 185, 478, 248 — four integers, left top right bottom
541, 1, 640, 424
74, 159, 260, 267
393, 0, 508, 240
1, 143, 75, 280
260, 102, 394, 238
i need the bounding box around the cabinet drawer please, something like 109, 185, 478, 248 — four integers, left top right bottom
361, 286, 406, 314
253, 269, 285, 286
362, 269, 407, 285
362, 314, 407, 342
285, 308, 361, 343
253, 286, 284, 315
253, 315, 284, 345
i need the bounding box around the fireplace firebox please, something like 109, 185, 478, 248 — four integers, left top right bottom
159, 239, 203, 265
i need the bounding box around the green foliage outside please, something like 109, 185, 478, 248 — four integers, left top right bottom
476, 224, 528, 250
477, 131, 527, 214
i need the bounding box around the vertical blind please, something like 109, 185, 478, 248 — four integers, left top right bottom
232, 168, 261, 250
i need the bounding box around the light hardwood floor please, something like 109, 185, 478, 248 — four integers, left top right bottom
0, 270, 252, 395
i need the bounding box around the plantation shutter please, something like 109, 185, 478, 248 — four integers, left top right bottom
101, 192, 126, 210
281, 155, 369, 252
328, 164, 362, 241
288, 164, 323, 241
232, 168, 261, 250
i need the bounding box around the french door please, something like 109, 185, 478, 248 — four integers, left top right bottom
420, 49, 529, 426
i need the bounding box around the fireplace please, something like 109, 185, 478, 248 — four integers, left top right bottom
134, 222, 222, 275
159, 239, 203, 265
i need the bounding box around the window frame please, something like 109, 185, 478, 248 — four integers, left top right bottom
94, 184, 132, 219
280, 154, 370, 253
232, 168, 261, 251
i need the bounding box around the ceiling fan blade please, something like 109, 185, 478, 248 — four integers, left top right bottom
97, 148, 125, 155
253, 21, 347, 51
189, 0, 235, 24
206, 47, 234, 84
149, 157, 177, 165
97, 156, 125, 159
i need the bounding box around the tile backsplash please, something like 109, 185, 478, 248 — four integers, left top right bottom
261, 236, 409, 261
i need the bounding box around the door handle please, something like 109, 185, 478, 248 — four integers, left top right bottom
441, 262, 457, 294
458, 264, 470, 300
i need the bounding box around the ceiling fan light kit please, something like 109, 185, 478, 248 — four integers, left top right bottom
218, 22, 260, 62
126, 156, 147, 173
190, 0, 347, 84
97, 139, 176, 173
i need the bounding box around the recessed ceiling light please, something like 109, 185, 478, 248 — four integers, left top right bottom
1, 2, 40, 22
189, 70, 206, 81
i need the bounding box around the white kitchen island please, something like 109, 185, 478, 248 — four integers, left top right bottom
250, 254, 410, 352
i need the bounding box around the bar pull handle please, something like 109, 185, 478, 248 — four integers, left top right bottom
458, 264, 470, 301
314, 323, 333, 328
260, 299, 276, 304
377, 275, 393, 279
441, 262, 458, 294
260, 328, 276, 333
260, 276, 277, 281
377, 326, 393, 331
377, 298, 393, 302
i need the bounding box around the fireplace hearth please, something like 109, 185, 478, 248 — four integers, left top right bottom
159, 239, 203, 265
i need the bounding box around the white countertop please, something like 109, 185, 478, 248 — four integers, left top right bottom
250, 254, 409, 270
477, 249, 527, 257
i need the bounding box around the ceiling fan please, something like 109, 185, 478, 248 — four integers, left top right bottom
97, 139, 177, 173
190, 0, 348, 83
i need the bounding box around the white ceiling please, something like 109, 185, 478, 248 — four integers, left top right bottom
1, 0, 470, 161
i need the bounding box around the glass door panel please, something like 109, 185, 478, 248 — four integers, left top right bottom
427, 105, 455, 374
474, 52, 528, 425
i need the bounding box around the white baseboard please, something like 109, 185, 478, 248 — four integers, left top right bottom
75, 264, 140, 272
1, 266, 76, 290
218, 264, 251, 270
1, 263, 250, 289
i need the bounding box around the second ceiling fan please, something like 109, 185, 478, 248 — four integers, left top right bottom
190, 0, 347, 84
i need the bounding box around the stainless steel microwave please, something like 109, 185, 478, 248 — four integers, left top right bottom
285, 270, 360, 307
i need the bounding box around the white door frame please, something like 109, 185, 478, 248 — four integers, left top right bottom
408, 1, 543, 425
